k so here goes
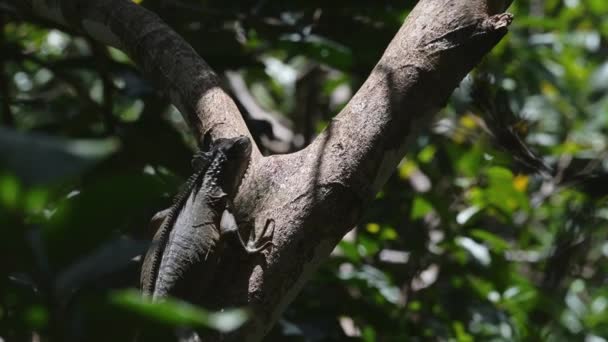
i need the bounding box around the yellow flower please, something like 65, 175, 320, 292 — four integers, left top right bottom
513, 174, 529, 192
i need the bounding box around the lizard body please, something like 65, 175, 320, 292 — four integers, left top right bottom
140, 136, 273, 301
140, 149, 212, 297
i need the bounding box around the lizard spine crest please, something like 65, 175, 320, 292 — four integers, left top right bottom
143, 167, 206, 295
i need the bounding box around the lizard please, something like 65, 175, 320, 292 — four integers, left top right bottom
140, 135, 274, 301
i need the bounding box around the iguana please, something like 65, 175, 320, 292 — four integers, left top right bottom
140, 135, 274, 301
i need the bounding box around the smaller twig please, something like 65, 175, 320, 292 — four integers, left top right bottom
294, 64, 324, 146
225, 70, 294, 153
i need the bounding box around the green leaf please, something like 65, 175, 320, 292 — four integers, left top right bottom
337, 240, 361, 262
418, 145, 436, 163
277, 34, 353, 70
485, 166, 514, 184
452, 321, 473, 342
456, 144, 483, 177
411, 196, 433, 220
109, 290, 248, 332
24, 305, 48, 329
0, 127, 118, 185
0, 173, 20, 210
470, 229, 511, 253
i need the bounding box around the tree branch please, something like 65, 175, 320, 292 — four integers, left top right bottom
215, 1, 513, 340
224, 70, 295, 154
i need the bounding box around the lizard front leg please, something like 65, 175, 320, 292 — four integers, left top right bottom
219, 205, 275, 253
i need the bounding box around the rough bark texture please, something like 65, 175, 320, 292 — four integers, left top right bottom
6, 0, 513, 340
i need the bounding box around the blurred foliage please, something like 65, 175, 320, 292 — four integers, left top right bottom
1, 0, 608, 341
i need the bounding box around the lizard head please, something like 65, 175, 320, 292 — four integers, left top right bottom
213, 136, 252, 196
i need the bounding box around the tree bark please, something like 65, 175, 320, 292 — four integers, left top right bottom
4, 0, 513, 340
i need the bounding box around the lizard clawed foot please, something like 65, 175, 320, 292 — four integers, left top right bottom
239, 219, 275, 254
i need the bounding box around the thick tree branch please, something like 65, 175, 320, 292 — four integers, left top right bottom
4, 0, 513, 341
225, 2, 513, 340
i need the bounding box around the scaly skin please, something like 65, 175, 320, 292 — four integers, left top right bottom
140, 136, 274, 301
140, 149, 213, 297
